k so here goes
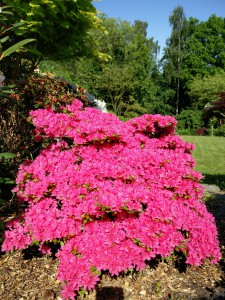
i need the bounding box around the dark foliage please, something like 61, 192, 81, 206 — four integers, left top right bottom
0, 75, 95, 189
196, 127, 208, 136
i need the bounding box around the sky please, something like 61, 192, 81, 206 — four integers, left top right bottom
93, 0, 225, 57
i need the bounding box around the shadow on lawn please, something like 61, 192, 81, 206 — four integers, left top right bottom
202, 174, 225, 191
204, 191, 225, 299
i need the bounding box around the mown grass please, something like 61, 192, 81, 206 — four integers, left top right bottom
181, 136, 225, 190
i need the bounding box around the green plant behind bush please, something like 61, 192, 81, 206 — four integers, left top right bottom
176, 109, 203, 135
213, 124, 225, 137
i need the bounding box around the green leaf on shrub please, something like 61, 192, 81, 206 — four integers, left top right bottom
0, 89, 14, 94
90, 265, 101, 276
32, 240, 40, 246
1, 39, 36, 59
0, 36, 10, 43
0, 177, 15, 184
0, 198, 7, 206
78, 288, 88, 298
60, 240, 65, 247
0, 152, 16, 159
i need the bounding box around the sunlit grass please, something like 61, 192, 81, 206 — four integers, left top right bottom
181, 136, 225, 190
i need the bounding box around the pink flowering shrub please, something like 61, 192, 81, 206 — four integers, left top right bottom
2, 99, 221, 299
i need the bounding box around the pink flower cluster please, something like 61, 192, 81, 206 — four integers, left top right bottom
2, 99, 221, 299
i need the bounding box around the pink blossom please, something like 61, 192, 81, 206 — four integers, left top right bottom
2, 99, 221, 299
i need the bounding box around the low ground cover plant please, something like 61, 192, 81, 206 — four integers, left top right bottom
2, 99, 221, 299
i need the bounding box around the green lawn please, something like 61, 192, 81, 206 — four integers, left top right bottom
181, 136, 225, 190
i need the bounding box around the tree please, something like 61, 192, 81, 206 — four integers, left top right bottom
124, 20, 159, 108
40, 15, 162, 117
188, 71, 225, 110
95, 17, 161, 116
3, 0, 104, 79
176, 109, 203, 134
183, 15, 225, 81
187, 71, 225, 132
94, 63, 145, 116
162, 6, 188, 115
204, 92, 225, 120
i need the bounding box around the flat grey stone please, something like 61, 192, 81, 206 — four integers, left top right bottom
202, 184, 220, 193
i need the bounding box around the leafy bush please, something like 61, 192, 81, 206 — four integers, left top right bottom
0, 75, 94, 175
177, 109, 203, 135
15, 75, 93, 109
2, 99, 221, 299
213, 124, 225, 137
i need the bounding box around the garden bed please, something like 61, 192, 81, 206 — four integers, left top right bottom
0, 190, 225, 300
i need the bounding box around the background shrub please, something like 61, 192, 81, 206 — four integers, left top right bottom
196, 127, 209, 136
0, 75, 95, 177
213, 124, 225, 137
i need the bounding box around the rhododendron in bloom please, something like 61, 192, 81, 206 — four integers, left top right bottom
2, 99, 221, 299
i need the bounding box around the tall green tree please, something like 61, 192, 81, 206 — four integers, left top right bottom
124, 20, 159, 107
183, 15, 225, 82
90, 17, 158, 116
174, 15, 225, 134
162, 5, 188, 115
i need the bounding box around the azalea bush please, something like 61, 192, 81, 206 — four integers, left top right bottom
2, 99, 221, 299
